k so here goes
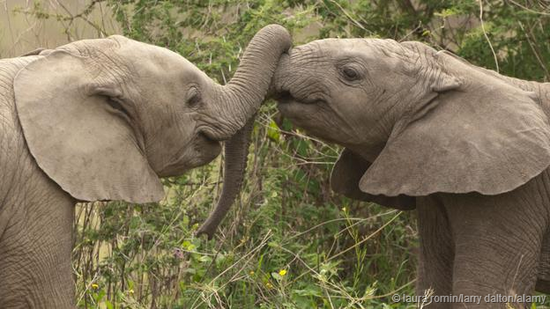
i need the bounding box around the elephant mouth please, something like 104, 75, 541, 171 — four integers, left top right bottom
273, 90, 294, 103
274, 89, 326, 105
196, 120, 240, 142
199, 131, 221, 144
274, 89, 326, 119
158, 133, 221, 177
273, 91, 298, 115
196, 133, 221, 162
196, 132, 222, 159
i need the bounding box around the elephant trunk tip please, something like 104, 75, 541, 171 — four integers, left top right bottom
196, 222, 216, 240
269, 53, 291, 97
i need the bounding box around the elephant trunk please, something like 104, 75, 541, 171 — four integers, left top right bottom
196, 25, 292, 238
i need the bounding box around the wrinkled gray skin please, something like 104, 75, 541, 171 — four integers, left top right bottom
273, 39, 550, 308
0, 25, 290, 308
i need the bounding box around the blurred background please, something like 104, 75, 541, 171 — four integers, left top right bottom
0, 0, 119, 57
2, 0, 549, 308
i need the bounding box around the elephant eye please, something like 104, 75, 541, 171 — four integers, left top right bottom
107, 97, 131, 119
187, 87, 201, 107
342, 67, 360, 81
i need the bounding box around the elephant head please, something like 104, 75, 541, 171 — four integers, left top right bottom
14, 25, 291, 228
272, 38, 550, 208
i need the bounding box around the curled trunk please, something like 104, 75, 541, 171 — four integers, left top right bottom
196, 25, 292, 238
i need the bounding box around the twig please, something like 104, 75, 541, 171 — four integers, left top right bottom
478, 0, 500, 72
507, 0, 550, 16
518, 21, 550, 80
327, 0, 367, 32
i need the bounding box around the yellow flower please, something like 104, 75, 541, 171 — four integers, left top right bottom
129, 289, 134, 294
341, 207, 347, 212
91, 283, 99, 290
266, 282, 273, 289
279, 269, 287, 276
249, 271, 255, 275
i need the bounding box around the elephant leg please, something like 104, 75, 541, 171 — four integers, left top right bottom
442, 181, 550, 309
0, 177, 75, 308
415, 196, 454, 308
535, 230, 550, 292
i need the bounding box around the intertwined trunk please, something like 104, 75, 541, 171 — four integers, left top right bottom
197, 25, 292, 238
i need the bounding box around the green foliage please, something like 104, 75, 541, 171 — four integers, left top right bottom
15, 0, 550, 307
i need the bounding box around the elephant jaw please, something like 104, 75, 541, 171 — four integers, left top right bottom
156, 132, 221, 177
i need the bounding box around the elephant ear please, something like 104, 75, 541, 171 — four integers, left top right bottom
330, 148, 415, 210
359, 62, 550, 196
14, 50, 164, 203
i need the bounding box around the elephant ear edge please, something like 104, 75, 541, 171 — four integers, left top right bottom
14, 48, 165, 203
330, 148, 416, 210
359, 56, 550, 197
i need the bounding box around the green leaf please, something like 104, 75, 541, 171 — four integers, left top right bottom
267, 119, 281, 143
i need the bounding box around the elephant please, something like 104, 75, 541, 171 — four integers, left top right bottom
0, 24, 290, 308
269, 38, 550, 307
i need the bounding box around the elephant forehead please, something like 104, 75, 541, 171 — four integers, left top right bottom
117, 43, 202, 82
306, 38, 400, 55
